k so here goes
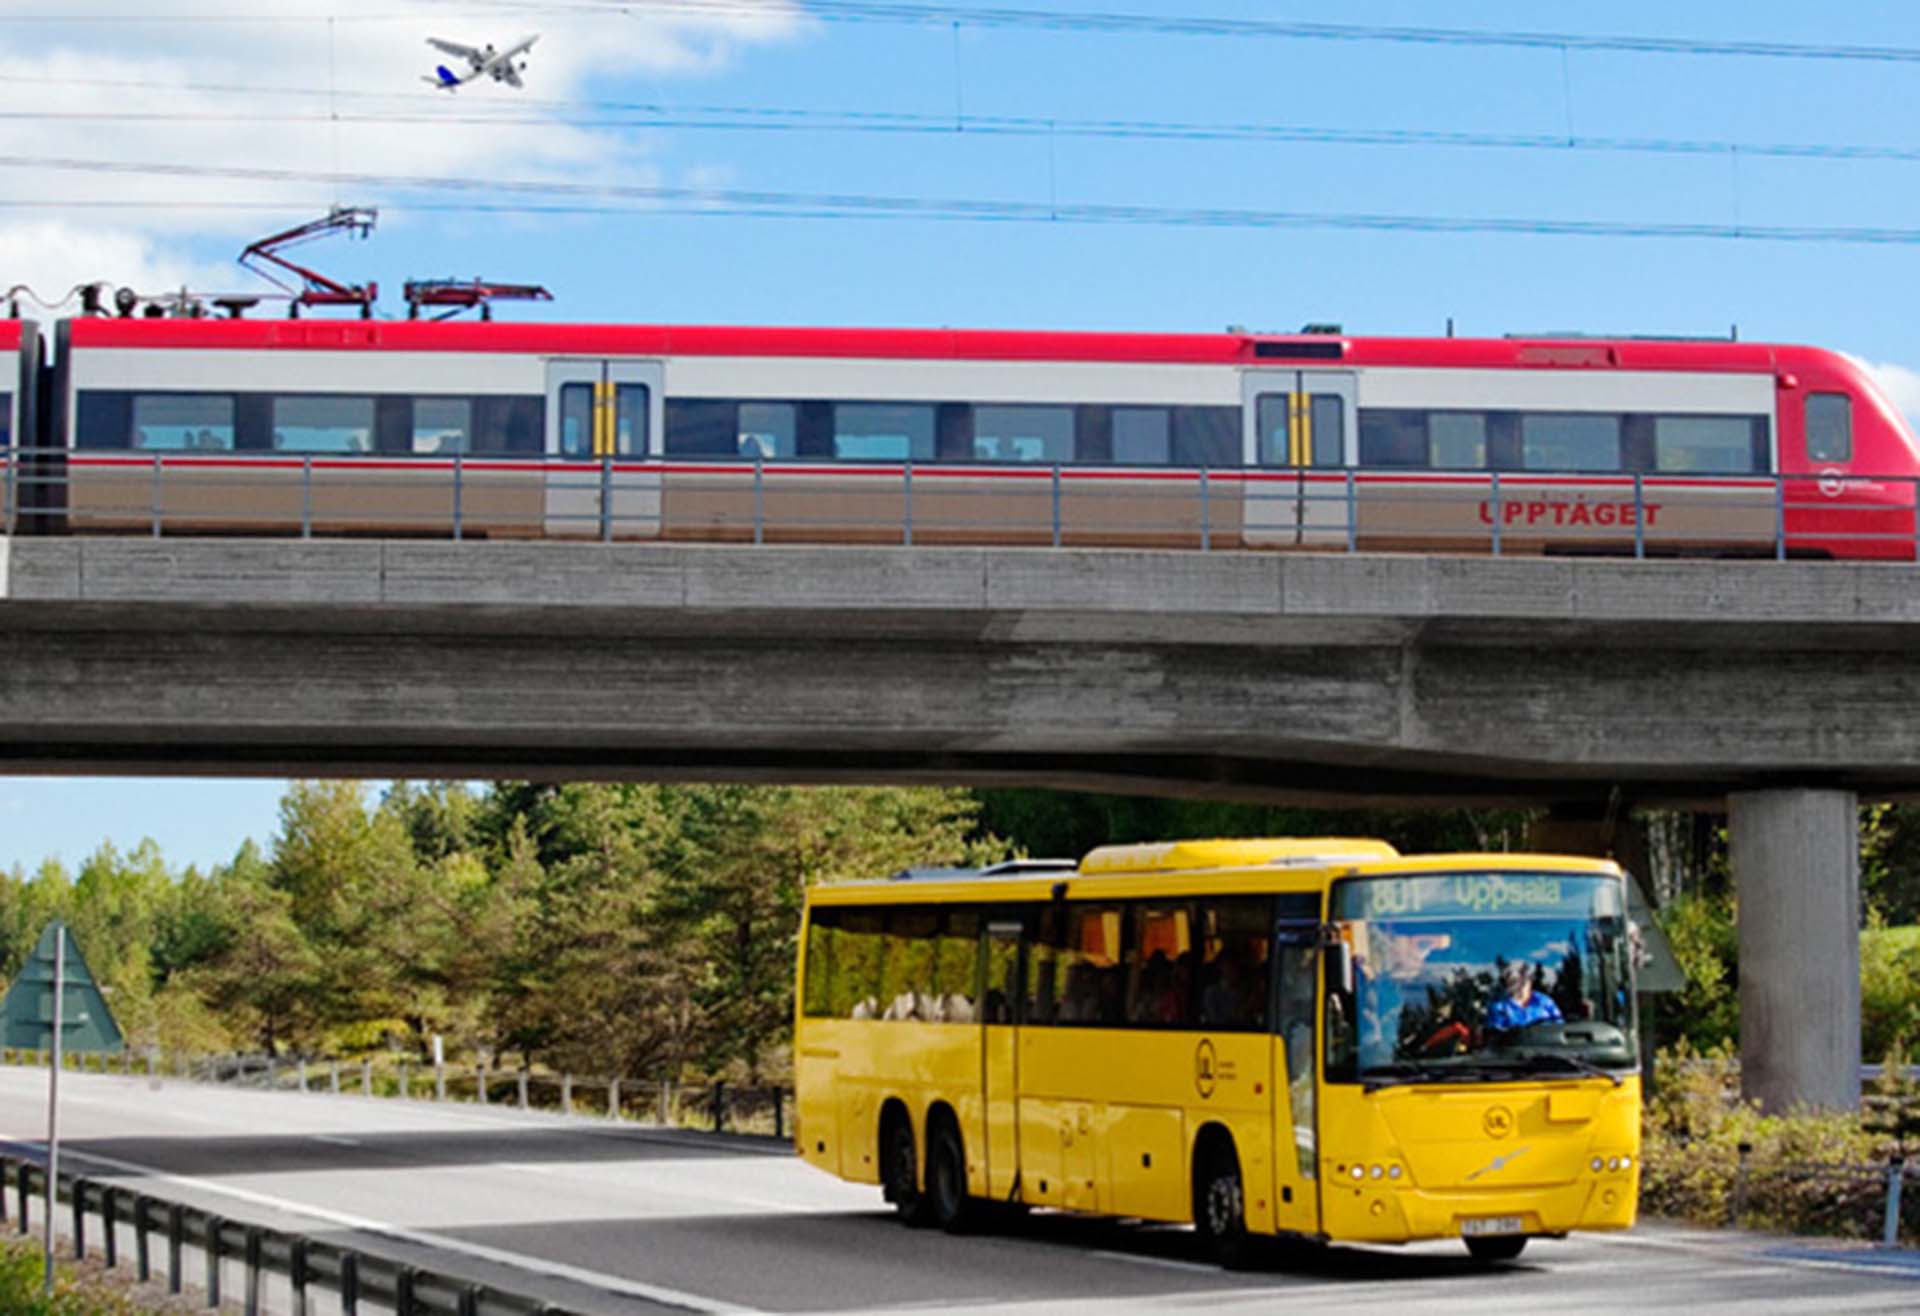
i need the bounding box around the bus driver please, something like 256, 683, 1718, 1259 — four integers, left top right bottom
1486, 961, 1563, 1032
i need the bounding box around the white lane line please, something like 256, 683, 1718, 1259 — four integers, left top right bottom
1591, 1230, 1920, 1283
1, 1139, 762, 1315
309, 1135, 361, 1147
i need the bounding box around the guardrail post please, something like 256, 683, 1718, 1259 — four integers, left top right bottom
71, 1176, 86, 1259
167, 1202, 183, 1294
714, 1081, 726, 1133
753, 453, 765, 545
1730, 1141, 1753, 1225
903, 459, 914, 547
340, 1250, 359, 1316
151, 452, 163, 538
1634, 474, 1646, 559
330, 1061, 340, 1094
561, 1074, 572, 1114
1490, 471, 1502, 556
1346, 469, 1358, 553
608, 1077, 620, 1119
453, 454, 464, 541
103, 1186, 116, 1268
244, 1227, 263, 1315
1774, 477, 1787, 561
601, 454, 614, 542
1050, 464, 1062, 548
477, 1061, 488, 1106
459, 1283, 481, 1316
518, 1069, 529, 1111
436, 1063, 446, 1103
397, 1265, 418, 1316
1885, 1155, 1906, 1247
361, 1059, 372, 1095
1199, 467, 1211, 552
206, 1213, 224, 1307
297, 1058, 307, 1093
660, 1079, 671, 1126
290, 1238, 308, 1316
301, 454, 313, 538
774, 1086, 784, 1141
15, 1160, 27, 1234
135, 1196, 151, 1282
398, 1062, 409, 1099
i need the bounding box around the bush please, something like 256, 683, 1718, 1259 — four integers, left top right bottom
1642, 1042, 1920, 1243
0, 1234, 148, 1315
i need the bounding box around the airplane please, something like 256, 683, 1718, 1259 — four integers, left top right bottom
423, 34, 538, 91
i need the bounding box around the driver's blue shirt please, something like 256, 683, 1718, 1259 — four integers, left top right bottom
1486, 991, 1563, 1031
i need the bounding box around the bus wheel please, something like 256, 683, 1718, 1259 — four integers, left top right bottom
883, 1114, 933, 1227
1465, 1235, 1528, 1264
1193, 1141, 1256, 1270
926, 1122, 975, 1233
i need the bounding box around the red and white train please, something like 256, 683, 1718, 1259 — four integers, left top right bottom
2, 315, 1915, 557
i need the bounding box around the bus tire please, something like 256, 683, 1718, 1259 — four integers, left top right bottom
1465, 1235, 1528, 1264
882, 1111, 933, 1228
1193, 1139, 1256, 1270
925, 1120, 975, 1233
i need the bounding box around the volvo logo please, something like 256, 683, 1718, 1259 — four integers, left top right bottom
1467, 1144, 1531, 1182
1483, 1105, 1515, 1139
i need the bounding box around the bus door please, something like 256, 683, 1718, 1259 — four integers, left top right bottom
543, 359, 662, 538
1244, 370, 1356, 547
1272, 904, 1324, 1235
981, 919, 1024, 1200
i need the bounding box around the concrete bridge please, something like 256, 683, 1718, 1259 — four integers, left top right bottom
1, 536, 1908, 1111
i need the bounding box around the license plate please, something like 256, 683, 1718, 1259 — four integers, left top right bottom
1460, 1216, 1525, 1237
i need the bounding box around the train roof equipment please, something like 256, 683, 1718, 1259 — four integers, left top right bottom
404, 277, 554, 322
238, 207, 379, 319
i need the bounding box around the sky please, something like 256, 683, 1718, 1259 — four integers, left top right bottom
8, 0, 1920, 871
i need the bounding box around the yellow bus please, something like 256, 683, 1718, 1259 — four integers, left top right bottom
794, 838, 1641, 1265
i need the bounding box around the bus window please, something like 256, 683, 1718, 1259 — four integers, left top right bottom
1196, 898, 1270, 1031
802, 907, 838, 1018
1126, 903, 1193, 1027
836, 910, 884, 1019
1026, 905, 1060, 1024
881, 909, 941, 1020
982, 922, 1021, 1025
1807, 393, 1852, 463
932, 911, 981, 1022
1058, 904, 1126, 1025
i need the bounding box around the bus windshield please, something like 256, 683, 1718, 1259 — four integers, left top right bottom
1324, 872, 1637, 1088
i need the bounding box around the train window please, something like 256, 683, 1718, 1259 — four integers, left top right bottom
1807, 393, 1852, 463
271, 396, 374, 453
833, 403, 935, 460
1310, 394, 1345, 466
974, 405, 1073, 463
413, 398, 472, 455
739, 403, 797, 458
0, 392, 9, 448
1172, 406, 1241, 467
1521, 413, 1622, 471
1257, 395, 1292, 465
1653, 416, 1769, 473
665, 400, 736, 455
131, 394, 234, 451
1112, 407, 1171, 464
558, 383, 593, 457
1358, 409, 1427, 467
1430, 412, 1489, 469
614, 384, 648, 456
474, 396, 542, 454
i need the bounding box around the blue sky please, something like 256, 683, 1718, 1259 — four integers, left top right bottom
7, 0, 1920, 872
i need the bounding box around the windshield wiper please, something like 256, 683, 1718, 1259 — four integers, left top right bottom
1360, 1061, 1528, 1093
1507, 1051, 1626, 1087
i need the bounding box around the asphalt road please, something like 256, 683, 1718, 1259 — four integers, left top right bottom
1, 1067, 1916, 1314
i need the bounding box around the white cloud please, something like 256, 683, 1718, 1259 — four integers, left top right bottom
1857, 359, 1920, 430
0, 0, 805, 303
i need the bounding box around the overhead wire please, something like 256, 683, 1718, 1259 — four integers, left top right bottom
9, 154, 1920, 245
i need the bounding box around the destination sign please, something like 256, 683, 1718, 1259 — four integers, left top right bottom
1333, 872, 1623, 921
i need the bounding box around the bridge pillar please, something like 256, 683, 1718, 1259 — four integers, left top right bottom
1729, 788, 1860, 1112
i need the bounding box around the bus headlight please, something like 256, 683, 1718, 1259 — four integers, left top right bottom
1369, 1164, 1385, 1180
1350, 1165, 1365, 1180
1591, 1157, 1605, 1172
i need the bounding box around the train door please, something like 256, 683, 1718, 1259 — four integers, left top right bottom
543, 360, 663, 538
1272, 901, 1323, 1236
1243, 371, 1357, 547
981, 919, 1024, 1200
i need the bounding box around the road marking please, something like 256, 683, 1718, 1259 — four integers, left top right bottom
1, 1138, 761, 1315
309, 1135, 361, 1147
1592, 1230, 1920, 1283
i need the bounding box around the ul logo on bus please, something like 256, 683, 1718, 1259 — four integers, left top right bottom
1195, 1039, 1218, 1099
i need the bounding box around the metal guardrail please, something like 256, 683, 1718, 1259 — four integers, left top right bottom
0, 1047, 789, 1140
0, 1152, 572, 1315
1727, 1142, 1915, 1248
6, 446, 1920, 558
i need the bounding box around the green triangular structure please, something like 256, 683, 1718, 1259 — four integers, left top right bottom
0, 921, 123, 1053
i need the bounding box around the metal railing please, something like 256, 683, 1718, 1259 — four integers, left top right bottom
1726, 1141, 1916, 1247
7, 446, 1920, 559
0, 1047, 789, 1140
0, 1152, 573, 1315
